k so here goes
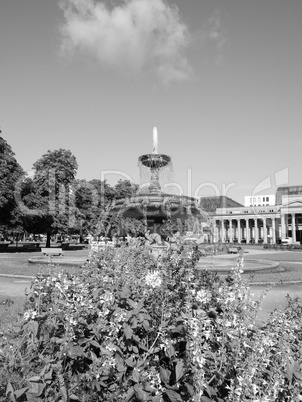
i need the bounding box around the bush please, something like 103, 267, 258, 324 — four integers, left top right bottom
1, 244, 302, 401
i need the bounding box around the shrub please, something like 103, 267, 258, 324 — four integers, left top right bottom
1, 245, 302, 401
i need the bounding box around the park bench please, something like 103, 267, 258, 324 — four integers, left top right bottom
41, 248, 63, 257
22, 243, 39, 251
58, 242, 70, 250
228, 247, 240, 254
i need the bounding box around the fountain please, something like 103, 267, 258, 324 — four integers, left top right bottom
110, 127, 201, 236
138, 127, 172, 194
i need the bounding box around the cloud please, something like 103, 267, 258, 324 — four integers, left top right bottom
202, 8, 228, 65
58, 0, 192, 84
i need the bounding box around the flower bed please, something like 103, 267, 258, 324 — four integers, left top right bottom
1, 244, 302, 401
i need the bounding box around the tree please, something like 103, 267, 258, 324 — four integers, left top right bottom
21, 149, 78, 247
88, 179, 116, 207
71, 179, 140, 239
113, 179, 139, 199
0, 133, 24, 233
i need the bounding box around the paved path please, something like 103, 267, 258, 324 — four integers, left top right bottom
1, 248, 301, 323
250, 284, 302, 324
0, 276, 32, 298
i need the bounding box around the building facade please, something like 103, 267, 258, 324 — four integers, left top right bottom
206, 186, 302, 244
244, 194, 275, 207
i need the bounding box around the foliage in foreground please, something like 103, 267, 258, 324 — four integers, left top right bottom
1, 245, 302, 401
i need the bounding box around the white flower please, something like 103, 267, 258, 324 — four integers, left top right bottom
145, 270, 162, 288
23, 309, 37, 321
196, 289, 209, 304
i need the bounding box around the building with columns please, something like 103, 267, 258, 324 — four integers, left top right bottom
202, 186, 302, 244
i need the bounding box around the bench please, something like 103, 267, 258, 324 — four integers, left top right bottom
41, 248, 63, 256
58, 242, 70, 250
22, 244, 39, 251
228, 247, 240, 254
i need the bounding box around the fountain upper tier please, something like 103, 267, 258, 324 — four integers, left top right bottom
138, 153, 171, 169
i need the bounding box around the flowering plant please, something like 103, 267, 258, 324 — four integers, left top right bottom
1, 245, 302, 401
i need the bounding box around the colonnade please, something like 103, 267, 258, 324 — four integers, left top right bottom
214, 216, 279, 244
213, 212, 302, 243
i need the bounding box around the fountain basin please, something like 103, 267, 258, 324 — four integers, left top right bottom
139, 154, 171, 169
110, 193, 200, 220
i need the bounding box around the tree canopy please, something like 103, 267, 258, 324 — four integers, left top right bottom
0, 138, 145, 241
21, 149, 78, 246
113, 179, 139, 199
33, 148, 78, 186
0, 134, 24, 230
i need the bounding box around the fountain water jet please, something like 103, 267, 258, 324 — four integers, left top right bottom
138, 127, 172, 194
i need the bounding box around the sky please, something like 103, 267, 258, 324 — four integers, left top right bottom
1, 0, 302, 204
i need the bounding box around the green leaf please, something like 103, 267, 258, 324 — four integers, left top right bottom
44, 369, 53, 382
171, 324, 185, 336
14, 387, 29, 399
134, 384, 148, 401
160, 367, 171, 384
6, 382, 16, 402
152, 397, 162, 402
142, 320, 149, 330
185, 382, 194, 396
26, 383, 45, 398
205, 384, 216, 397
165, 389, 183, 402
124, 324, 133, 339
131, 316, 138, 328
124, 386, 135, 402
28, 321, 39, 337
125, 357, 136, 367
134, 299, 145, 312
127, 298, 137, 308
175, 360, 184, 382
27, 376, 41, 383
89, 340, 101, 349
132, 345, 139, 354
286, 359, 295, 384
120, 287, 131, 299
137, 358, 145, 368
165, 344, 175, 358
132, 368, 140, 383
200, 397, 212, 402
116, 355, 126, 372
67, 345, 85, 358
92, 379, 101, 392
144, 384, 156, 393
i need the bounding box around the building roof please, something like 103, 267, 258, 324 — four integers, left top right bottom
199, 196, 243, 213
276, 185, 302, 205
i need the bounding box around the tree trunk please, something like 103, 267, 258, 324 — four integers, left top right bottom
46, 231, 51, 248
